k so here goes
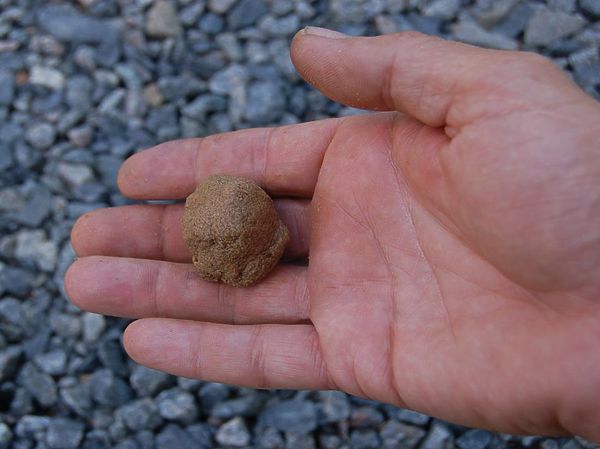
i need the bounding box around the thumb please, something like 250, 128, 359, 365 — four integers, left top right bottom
290, 28, 574, 128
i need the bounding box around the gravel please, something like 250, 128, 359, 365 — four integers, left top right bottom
0, 1, 598, 448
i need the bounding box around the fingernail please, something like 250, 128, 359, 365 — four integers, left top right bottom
302, 26, 348, 39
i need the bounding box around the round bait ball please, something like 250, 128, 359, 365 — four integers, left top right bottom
182, 175, 289, 287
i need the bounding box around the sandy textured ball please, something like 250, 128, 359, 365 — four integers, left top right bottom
182, 175, 289, 287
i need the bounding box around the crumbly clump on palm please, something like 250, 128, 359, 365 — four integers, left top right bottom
182, 174, 289, 287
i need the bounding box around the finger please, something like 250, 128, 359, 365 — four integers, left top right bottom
65, 257, 309, 324
71, 200, 311, 262
291, 28, 571, 127
118, 119, 342, 200
124, 318, 332, 390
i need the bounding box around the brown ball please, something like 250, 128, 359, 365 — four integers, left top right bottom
182, 175, 289, 287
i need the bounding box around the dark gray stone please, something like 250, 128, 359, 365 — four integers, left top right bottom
394, 408, 430, 426
33, 350, 67, 375
317, 391, 351, 424
11, 186, 52, 227
524, 6, 586, 46
15, 415, 50, 439
0, 70, 15, 106
19, 362, 57, 407
211, 395, 264, 418
186, 423, 214, 448
89, 368, 132, 407
350, 407, 385, 428
66, 76, 94, 111
82, 430, 110, 449
215, 417, 251, 448
130, 365, 173, 397
60, 383, 92, 417
380, 420, 426, 449
0, 422, 12, 449
580, 0, 600, 17
198, 382, 230, 410
117, 399, 162, 431
25, 123, 56, 151
259, 400, 317, 435
286, 433, 316, 449
155, 424, 197, 449
114, 438, 140, 449
245, 80, 286, 125
156, 388, 198, 424
0, 345, 22, 381
0, 297, 26, 340
228, 0, 269, 29
97, 337, 128, 376
37, 5, 116, 44
257, 427, 284, 449
421, 423, 454, 449
199, 13, 225, 34
457, 430, 493, 449
350, 430, 380, 449
46, 418, 84, 449
182, 94, 227, 121
146, 1, 182, 38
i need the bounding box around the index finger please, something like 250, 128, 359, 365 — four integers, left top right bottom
118, 118, 342, 200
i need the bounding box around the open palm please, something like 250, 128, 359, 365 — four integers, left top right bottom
66, 31, 600, 440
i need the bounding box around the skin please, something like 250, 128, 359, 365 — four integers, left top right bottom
65, 29, 600, 441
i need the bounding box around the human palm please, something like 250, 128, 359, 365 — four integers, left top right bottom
66, 31, 600, 440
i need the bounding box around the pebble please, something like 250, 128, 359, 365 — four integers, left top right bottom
215, 417, 251, 448
209, 0, 238, 14
146, 1, 182, 38
0, 69, 15, 106
15, 415, 50, 439
130, 364, 173, 397
0, 345, 22, 382
82, 313, 106, 343
56, 162, 95, 188
452, 19, 519, 50
198, 382, 230, 410
15, 230, 58, 272
98, 337, 129, 376
117, 398, 162, 431
11, 186, 52, 227
421, 423, 454, 449
317, 391, 351, 424
46, 418, 84, 449
380, 420, 426, 448
245, 80, 286, 125
0, 423, 11, 449
25, 122, 57, 150
0, 267, 36, 298
525, 6, 587, 46
37, 4, 115, 44
457, 429, 493, 449
228, 0, 269, 29
350, 406, 385, 428
259, 400, 318, 434
89, 368, 132, 407
350, 429, 381, 449
19, 362, 58, 407
59, 383, 93, 417
580, 0, 600, 17
33, 349, 67, 375
29, 66, 65, 90
157, 388, 199, 424
156, 424, 198, 449
211, 395, 264, 418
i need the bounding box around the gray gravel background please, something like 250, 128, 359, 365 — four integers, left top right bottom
0, 0, 599, 448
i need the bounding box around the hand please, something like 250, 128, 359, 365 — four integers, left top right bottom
66, 29, 600, 440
